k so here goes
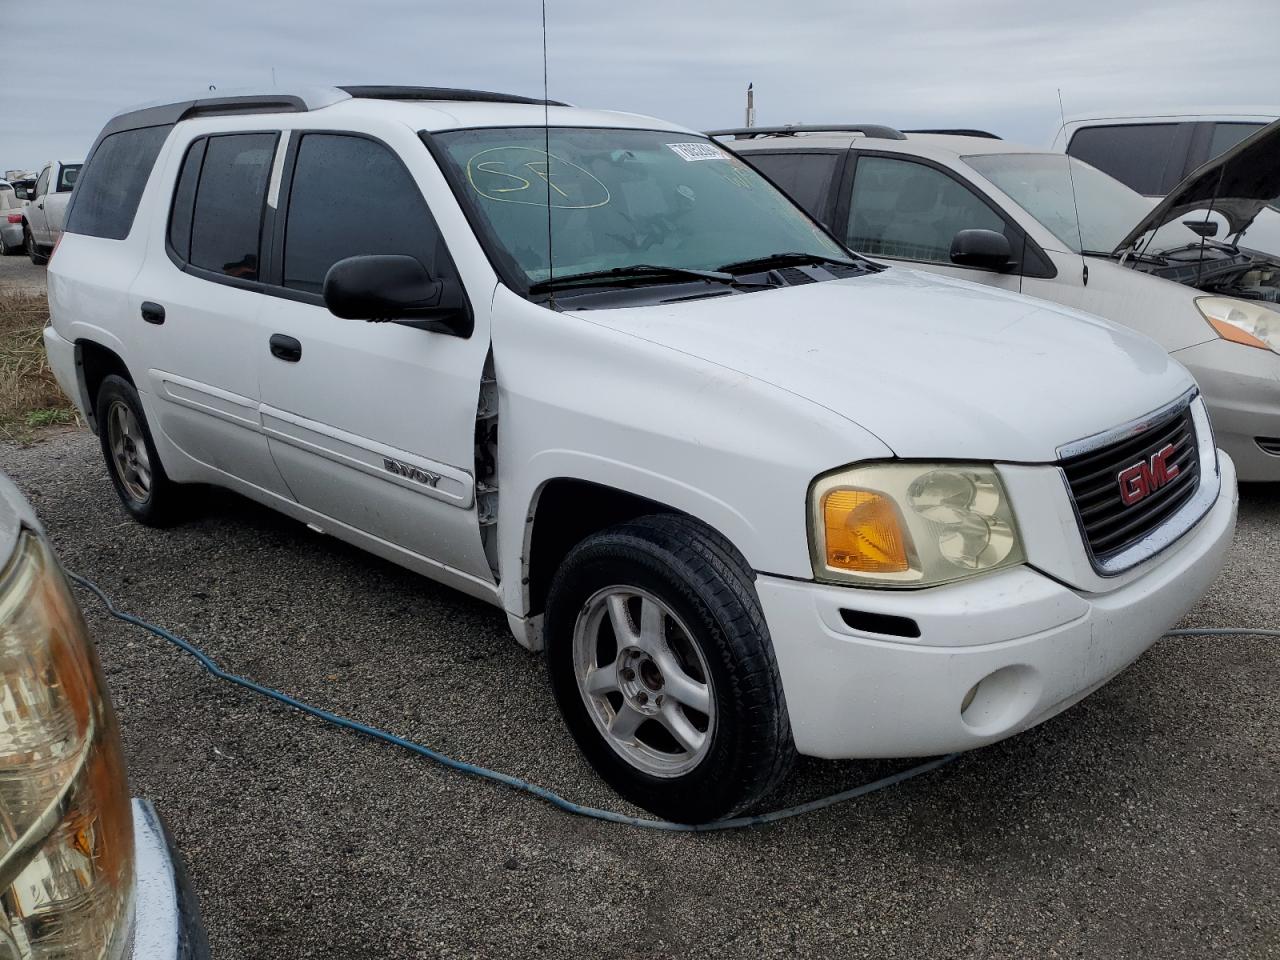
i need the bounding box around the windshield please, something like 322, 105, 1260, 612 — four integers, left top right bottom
434, 127, 847, 287
965, 152, 1184, 254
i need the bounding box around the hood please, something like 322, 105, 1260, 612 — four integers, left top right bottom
1115, 117, 1280, 255
569, 269, 1194, 463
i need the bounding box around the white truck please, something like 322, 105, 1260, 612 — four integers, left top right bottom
43, 86, 1237, 823
22, 159, 81, 262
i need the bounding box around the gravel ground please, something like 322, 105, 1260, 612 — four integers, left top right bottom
3, 431, 1278, 959
0, 253, 46, 296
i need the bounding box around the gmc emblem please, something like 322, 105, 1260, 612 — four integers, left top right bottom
1117, 444, 1180, 506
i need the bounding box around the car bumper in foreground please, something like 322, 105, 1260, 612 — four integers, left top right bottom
759, 452, 1238, 759
131, 799, 209, 960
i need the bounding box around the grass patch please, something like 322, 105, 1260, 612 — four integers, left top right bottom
0, 292, 76, 444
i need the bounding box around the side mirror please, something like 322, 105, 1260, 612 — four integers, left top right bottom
950, 229, 1015, 272
322, 255, 472, 336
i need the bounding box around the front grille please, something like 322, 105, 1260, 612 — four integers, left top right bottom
1060, 402, 1200, 564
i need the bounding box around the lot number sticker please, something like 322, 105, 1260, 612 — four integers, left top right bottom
666, 142, 727, 162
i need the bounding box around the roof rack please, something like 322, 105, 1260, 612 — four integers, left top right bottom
707, 124, 907, 141
97, 84, 568, 142
339, 85, 567, 107
902, 128, 1002, 139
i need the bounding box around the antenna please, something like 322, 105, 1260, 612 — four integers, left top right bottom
541, 0, 554, 303
1057, 89, 1088, 286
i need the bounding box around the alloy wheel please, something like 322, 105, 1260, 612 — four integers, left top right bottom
572, 586, 715, 778
106, 400, 152, 503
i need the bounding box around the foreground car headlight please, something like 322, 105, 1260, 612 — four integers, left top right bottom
810, 463, 1025, 587
1196, 296, 1280, 353
0, 531, 134, 960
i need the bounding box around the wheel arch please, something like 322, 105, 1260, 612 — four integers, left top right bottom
516, 473, 759, 645
74, 339, 135, 433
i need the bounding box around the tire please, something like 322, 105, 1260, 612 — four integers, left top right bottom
545, 513, 795, 823
25, 227, 47, 265
95, 375, 185, 526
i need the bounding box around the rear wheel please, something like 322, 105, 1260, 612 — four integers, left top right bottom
545, 514, 795, 823
0, 231, 17, 256
95, 375, 185, 526
24, 227, 47, 265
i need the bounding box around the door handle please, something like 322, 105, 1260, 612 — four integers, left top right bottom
35, 201, 44, 209
269, 333, 302, 362
140, 301, 165, 325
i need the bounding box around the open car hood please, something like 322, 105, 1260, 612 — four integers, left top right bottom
1114, 117, 1280, 256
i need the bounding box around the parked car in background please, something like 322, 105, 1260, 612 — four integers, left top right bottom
22, 160, 82, 263
0, 180, 25, 255
1051, 108, 1280, 256
0, 471, 208, 957
42, 86, 1237, 823
1050, 108, 1279, 196
717, 122, 1280, 481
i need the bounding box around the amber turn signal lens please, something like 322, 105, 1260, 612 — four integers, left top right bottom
1207, 316, 1270, 350
822, 489, 910, 573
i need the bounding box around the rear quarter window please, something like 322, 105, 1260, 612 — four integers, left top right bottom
65, 125, 172, 240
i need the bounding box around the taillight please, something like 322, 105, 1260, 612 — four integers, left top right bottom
5, 214, 21, 224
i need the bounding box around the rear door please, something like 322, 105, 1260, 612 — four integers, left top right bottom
128, 130, 293, 499
254, 128, 493, 580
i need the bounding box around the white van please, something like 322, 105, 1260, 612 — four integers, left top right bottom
44, 88, 1236, 822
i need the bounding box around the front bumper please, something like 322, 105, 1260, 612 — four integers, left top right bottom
131, 799, 209, 960
1173, 338, 1280, 482
759, 451, 1238, 759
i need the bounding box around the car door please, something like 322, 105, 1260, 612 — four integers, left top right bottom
27, 165, 50, 243
128, 130, 294, 500
838, 152, 1025, 292
255, 129, 493, 581
47, 163, 80, 237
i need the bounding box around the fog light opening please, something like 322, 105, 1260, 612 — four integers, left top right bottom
959, 664, 1040, 734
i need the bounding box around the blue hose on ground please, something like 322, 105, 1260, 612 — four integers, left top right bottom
64, 570, 1280, 832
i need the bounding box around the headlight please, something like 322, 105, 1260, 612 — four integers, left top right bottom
0, 531, 134, 960
1195, 296, 1280, 353
809, 463, 1025, 587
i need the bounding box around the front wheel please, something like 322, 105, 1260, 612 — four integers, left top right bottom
545, 514, 795, 823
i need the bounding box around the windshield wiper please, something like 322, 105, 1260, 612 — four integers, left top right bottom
528, 264, 737, 294
716, 252, 863, 274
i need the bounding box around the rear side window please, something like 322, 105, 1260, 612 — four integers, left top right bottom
281, 133, 443, 294
56, 164, 80, 192
743, 152, 839, 221
167, 140, 206, 261
1066, 124, 1180, 196
1207, 122, 1265, 160
65, 125, 171, 240
187, 133, 277, 281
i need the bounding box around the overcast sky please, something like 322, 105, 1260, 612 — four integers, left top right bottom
3, 0, 1278, 171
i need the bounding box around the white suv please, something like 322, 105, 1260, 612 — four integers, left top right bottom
43, 86, 1237, 823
